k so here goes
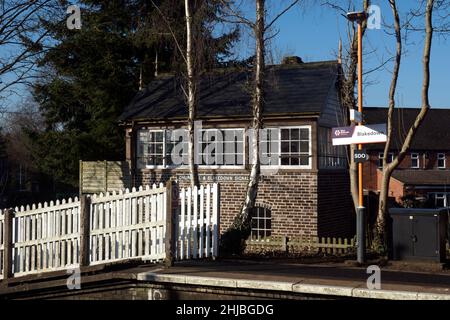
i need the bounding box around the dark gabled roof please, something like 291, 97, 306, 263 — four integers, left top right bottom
118, 60, 340, 122
392, 170, 450, 186
364, 107, 450, 150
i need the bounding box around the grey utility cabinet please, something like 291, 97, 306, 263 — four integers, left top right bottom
390, 208, 448, 262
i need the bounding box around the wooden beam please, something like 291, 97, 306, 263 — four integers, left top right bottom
164, 181, 174, 268
79, 195, 91, 267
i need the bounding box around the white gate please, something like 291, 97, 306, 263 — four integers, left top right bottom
177, 184, 219, 260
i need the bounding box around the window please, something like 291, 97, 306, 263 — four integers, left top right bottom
378, 152, 394, 168
199, 129, 244, 166
250, 206, 272, 239
437, 153, 446, 169
411, 153, 420, 168
261, 126, 311, 168
318, 127, 346, 169
434, 193, 448, 208
137, 130, 165, 167
137, 128, 244, 169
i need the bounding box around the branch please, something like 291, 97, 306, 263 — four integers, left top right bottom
149, 0, 187, 64
388, 0, 434, 171
383, 0, 402, 170
265, 0, 300, 31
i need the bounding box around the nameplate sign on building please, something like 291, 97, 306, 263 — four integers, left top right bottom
332, 124, 387, 146
177, 174, 259, 183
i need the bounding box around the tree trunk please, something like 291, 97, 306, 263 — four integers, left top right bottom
237, 0, 265, 232
375, 0, 434, 251
185, 0, 199, 188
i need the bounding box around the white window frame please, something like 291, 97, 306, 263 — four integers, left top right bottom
378, 152, 394, 168
434, 193, 448, 208
138, 129, 166, 169
411, 152, 420, 169
250, 206, 272, 240
261, 125, 312, 170
437, 153, 446, 169
137, 127, 246, 170
198, 128, 246, 169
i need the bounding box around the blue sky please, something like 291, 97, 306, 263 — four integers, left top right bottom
234, 0, 449, 109
2, 1, 449, 111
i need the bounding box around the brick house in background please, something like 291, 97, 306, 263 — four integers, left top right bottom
363, 107, 450, 210
118, 58, 354, 239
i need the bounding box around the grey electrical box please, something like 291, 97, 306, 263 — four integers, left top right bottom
390, 208, 448, 262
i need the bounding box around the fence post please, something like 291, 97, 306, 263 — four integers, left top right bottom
79, 195, 91, 267
164, 181, 174, 268
281, 236, 289, 254
3, 208, 14, 280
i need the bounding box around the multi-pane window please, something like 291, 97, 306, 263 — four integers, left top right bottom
250, 206, 272, 239
437, 153, 446, 169
137, 130, 165, 167
137, 128, 244, 168
378, 152, 394, 168
411, 153, 420, 168
137, 126, 311, 169
261, 126, 311, 168
281, 128, 310, 166
318, 127, 346, 168
199, 129, 244, 166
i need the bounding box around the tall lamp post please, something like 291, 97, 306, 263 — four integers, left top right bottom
347, 11, 368, 264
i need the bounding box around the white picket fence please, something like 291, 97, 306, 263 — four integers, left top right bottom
177, 184, 219, 260
89, 184, 167, 265
0, 183, 220, 279
0, 211, 4, 280
12, 198, 81, 277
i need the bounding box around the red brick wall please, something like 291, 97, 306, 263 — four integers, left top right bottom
133, 168, 353, 239
134, 169, 320, 237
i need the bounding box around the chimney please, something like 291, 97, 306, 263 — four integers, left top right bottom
281, 56, 303, 65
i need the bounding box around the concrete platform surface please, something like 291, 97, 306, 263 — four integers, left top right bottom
135, 259, 450, 300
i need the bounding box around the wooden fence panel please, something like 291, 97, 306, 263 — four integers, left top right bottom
80, 160, 132, 194
89, 184, 167, 265
245, 236, 356, 255
12, 198, 80, 277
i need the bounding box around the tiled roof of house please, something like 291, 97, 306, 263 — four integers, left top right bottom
392, 170, 450, 186
118, 60, 340, 122
364, 107, 450, 151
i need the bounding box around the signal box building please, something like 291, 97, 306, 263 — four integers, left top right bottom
118, 58, 354, 239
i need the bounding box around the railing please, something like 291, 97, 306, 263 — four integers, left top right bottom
12, 199, 80, 277
89, 185, 167, 265
245, 236, 356, 255
0, 182, 220, 280
177, 184, 219, 260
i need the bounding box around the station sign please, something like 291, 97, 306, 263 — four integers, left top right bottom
332, 124, 387, 146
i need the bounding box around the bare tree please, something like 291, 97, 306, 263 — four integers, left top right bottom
184, 0, 200, 189
151, 0, 224, 188
374, 0, 435, 250
219, 0, 300, 252
0, 0, 58, 109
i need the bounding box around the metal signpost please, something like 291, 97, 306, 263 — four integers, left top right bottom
332, 10, 377, 264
